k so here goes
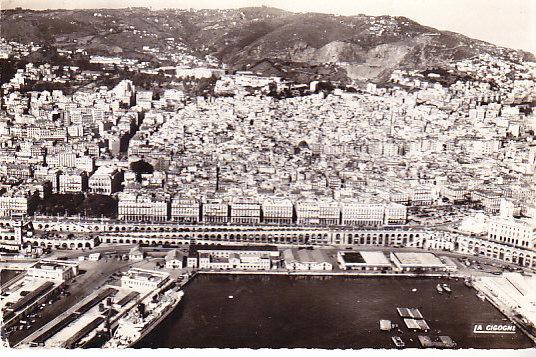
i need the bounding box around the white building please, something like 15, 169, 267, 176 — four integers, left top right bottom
170, 197, 200, 222
318, 202, 341, 225
262, 198, 293, 224
128, 246, 144, 261
118, 192, 169, 221
488, 217, 536, 250
295, 200, 320, 225
230, 200, 261, 224
165, 249, 185, 269
120, 268, 169, 291
58, 170, 88, 193
0, 190, 38, 217
88, 166, 122, 195
202, 199, 229, 223
341, 202, 384, 227
27, 260, 79, 282
282, 249, 332, 271
337, 251, 393, 271
389, 252, 447, 272
384, 203, 407, 225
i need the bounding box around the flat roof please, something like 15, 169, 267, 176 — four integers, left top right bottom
392, 252, 445, 267
283, 249, 330, 264
341, 251, 391, 266
341, 252, 366, 264
360, 251, 391, 266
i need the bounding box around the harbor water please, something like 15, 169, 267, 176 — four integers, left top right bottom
134, 274, 533, 349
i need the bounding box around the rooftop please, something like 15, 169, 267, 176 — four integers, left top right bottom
392, 252, 445, 267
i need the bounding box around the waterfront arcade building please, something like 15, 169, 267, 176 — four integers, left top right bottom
337, 251, 393, 271
23, 233, 98, 250
389, 252, 447, 272
487, 217, 535, 250
121, 268, 170, 291
455, 233, 536, 269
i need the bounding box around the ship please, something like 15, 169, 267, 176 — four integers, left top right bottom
436, 284, 443, 294
103, 289, 184, 348
442, 284, 452, 293
392, 336, 405, 348
476, 291, 486, 301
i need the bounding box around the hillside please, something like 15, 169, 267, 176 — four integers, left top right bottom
1, 7, 533, 83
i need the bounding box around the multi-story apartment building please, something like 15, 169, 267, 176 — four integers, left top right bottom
410, 186, 434, 206
473, 190, 503, 214
58, 170, 88, 193
295, 200, 320, 225
442, 185, 471, 203
118, 192, 169, 221
0, 188, 39, 217
202, 199, 229, 223
170, 197, 200, 222
34, 166, 61, 193
262, 198, 293, 224
318, 202, 341, 225
6, 163, 33, 179
88, 166, 123, 195
230, 200, 261, 224
75, 155, 95, 173
384, 203, 407, 225
341, 202, 384, 227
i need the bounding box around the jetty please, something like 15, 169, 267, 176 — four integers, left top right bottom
418, 335, 457, 348
396, 307, 423, 319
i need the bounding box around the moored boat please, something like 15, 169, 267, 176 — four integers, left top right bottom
442, 284, 451, 293
392, 336, 405, 348
436, 284, 443, 294
104, 290, 184, 348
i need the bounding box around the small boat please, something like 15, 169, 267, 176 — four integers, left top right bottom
228, 295, 234, 299
442, 284, 452, 293
464, 279, 473, 288
476, 292, 486, 301
436, 284, 444, 294
392, 336, 405, 348
411, 288, 417, 292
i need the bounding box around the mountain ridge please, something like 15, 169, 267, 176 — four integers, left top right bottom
1, 6, 533, 83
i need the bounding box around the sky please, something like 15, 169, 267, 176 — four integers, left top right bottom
1, 0, 535, 54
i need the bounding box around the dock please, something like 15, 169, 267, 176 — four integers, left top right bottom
403, 318, 430, 331
418, 335, 457, 348
397, 307, 424, 319
379, 320, 392, 331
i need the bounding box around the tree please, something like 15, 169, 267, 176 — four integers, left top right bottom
130, 159, 154, 181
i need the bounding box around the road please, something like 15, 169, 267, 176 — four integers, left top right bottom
6, 258, 136, 346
